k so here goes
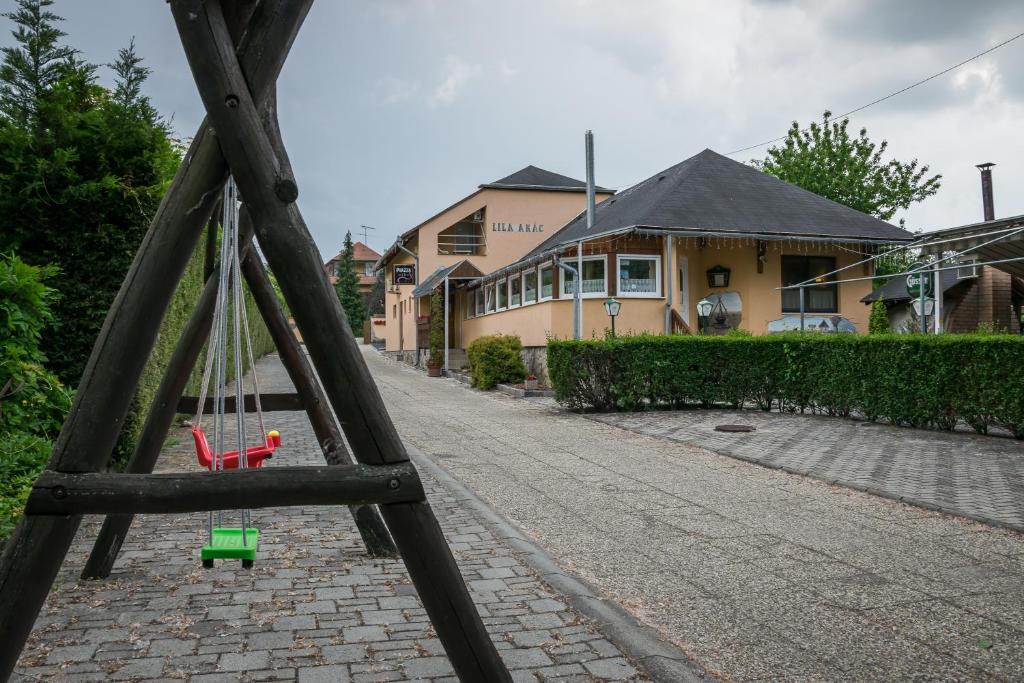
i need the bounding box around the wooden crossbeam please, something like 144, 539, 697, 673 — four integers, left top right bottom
26, 464, 423, 516
177, 392, 305, 414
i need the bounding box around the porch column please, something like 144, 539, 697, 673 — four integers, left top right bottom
444, 276, 450, 372
664, 235, 674, 333
933, 260, 942, 333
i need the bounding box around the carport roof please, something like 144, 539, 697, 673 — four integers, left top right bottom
919, 214, 1024, 279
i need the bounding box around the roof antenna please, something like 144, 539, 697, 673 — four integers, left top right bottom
359, 224, 376, 246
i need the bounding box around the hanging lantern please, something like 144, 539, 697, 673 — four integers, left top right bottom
706, 265, 730, 288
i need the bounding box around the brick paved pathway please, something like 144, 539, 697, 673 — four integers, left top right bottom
366, 347, 1024, 681
15, 354, 645, 682
588, 409, 1024, 532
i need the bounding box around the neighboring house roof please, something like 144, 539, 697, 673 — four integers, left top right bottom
520, 149, 914, 262
352, 242, 381, 262
479, 165, 613, 193
326, 241, 380, 266
412, 260, 484, 297
861, 268, 965, 303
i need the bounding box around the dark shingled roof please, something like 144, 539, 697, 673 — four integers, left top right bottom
522, 149, 913, 260
479, 165, 613, 193
861, 268, 965, 303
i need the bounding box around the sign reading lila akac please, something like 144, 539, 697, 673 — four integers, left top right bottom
393, 264, 416, 285
492, 222, 544, 233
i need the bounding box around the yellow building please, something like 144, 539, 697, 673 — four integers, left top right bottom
456, 150, 914, 376
374, 166, 614, 362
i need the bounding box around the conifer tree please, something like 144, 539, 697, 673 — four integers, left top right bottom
0, 0, 76, 125
334, 231, 367, 335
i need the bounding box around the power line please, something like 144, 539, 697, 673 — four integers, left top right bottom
725, 30, 1024, 157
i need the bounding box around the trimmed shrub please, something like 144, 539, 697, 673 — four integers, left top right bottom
467, 334, 527, 390
547, 333, 1024, 437
869, 300, 890, 334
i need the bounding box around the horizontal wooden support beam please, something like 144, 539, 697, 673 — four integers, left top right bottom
25, 463, 423, 516
177, 392, 305, 414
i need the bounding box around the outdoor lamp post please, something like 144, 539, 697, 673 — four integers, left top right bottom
697, 298, 713, 334
604, 297, 621, 337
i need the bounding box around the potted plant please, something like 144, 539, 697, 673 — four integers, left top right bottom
524, 374, 538, 390
427, 290, 444, 377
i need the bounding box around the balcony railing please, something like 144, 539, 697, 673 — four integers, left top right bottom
619, 277, 657, 294
437, 236, 485, 255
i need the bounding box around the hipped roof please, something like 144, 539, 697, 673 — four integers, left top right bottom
521, 149, 913, 261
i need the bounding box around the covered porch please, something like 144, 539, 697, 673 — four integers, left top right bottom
411, 259, 484, 371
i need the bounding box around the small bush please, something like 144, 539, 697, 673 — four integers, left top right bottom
467, 334, 527, 390
547, 333, 1024, 437
868, 300, 889, 334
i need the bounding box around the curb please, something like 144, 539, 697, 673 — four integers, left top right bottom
406, 443, 708, 683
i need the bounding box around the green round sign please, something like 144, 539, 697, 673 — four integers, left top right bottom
906, 265, 934, 298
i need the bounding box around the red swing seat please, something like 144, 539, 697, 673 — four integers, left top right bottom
192, 427, 280, 470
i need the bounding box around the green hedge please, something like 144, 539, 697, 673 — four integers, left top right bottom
467, 334, 527, 390
547, 333, 1024, 437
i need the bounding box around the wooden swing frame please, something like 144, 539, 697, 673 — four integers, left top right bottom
0, 2, 512, 681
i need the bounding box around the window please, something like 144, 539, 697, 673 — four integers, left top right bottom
475, 288, 484, 316
509, 275, 522, 307
363, 262, 375, 276
539, 264, 553, 300
437, 215, 485, 255
496, 279, 507, 310
617, 255, 661, 297
523, 269, 538, 304
485, 283, 495, 313
561, 256, 607, 297
781, 256, 837, 313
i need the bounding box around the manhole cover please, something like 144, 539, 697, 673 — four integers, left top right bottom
714, 424, 755, 433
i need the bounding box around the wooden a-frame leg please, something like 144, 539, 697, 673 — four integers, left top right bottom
0, 3, 311, 680
172, 2, 511, 680
239, 207, 397, 558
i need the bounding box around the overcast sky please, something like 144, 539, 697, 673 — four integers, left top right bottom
14, 0, 1024, 258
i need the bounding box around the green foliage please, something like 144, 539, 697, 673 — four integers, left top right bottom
547, 334, 1024, 437
467, 334, 527, 390
0, 253, 70, 545
868, 300, 890, 335
0, 3, 180, 387
334, 231, 366, 335
754, 111, 941, 221
428, 290, 444, 366
0, 431, 50, 543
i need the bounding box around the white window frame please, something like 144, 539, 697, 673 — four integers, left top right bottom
616, 254, 662, 298
523, 269, 538, 305
485, 283, 495, 313
538, 264, 554, 301
496, 278, 507, 311
508, 274, 522, 308
560, 255, 607, 298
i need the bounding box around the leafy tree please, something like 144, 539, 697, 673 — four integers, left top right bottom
0, 3, 180, 385
334, 231, 367, 334
754, 111, 941, 222
868, 300, 890, 335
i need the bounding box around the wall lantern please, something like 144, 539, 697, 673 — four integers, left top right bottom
706, 265, 730, 288
697, 298, 713, 333
604, 297, 621, 336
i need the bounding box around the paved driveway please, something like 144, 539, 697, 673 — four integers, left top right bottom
367, 347, 1024, 681
589, 409, 1024, 532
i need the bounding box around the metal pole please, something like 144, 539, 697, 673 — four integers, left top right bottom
443, 275, 449, 373
933, 259, 942, 334
919, 271, 927, 334
611, 315, 616, 337
799, 286, 806, 331
664, 235, 674, 333
576, 242, 583, 339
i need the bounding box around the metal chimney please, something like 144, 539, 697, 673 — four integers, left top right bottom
977, 162, 995, 221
